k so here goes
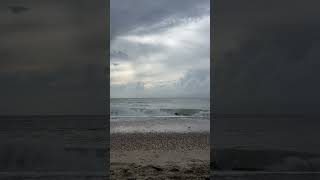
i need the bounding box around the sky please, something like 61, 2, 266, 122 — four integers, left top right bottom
110, 0, 210, 98
213, 0, 320, 114
5, 0, 320, 115
0, 0, 108, 115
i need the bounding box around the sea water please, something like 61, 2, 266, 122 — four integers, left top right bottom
110, 98, 210, 133
212, 116, 320, 172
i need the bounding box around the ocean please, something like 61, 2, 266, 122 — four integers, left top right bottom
213, 116, 320, 153
0, 115, 107, 174
110, 98, 210, 133
213, 115, 320, 172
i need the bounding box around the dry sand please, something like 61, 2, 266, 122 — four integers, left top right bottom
110, 132, 210, 179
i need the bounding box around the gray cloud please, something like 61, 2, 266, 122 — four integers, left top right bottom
0, 0, 108, 115
111, 0, 209, 40
111, 0, 210, 98
213, 0, 320, 114
111, 68, 209, 98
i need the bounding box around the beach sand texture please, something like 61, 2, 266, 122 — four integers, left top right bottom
111, 132, 210, 179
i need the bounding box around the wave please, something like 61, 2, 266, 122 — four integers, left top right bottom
111, 107, 209, 117
111, 98, 210, 118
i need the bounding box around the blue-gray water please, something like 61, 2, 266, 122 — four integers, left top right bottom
213, 116, 320, 153
0, 115, 107, 174
213, 116, 320, 174
110, 98, 210, 133
111, 98, 209, 117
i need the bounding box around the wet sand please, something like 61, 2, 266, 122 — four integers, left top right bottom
110, 132, 210, 179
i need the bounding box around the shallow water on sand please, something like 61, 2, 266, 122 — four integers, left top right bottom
111, 116, 209, 133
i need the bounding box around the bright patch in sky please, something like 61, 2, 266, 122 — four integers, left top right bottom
111, 1, 210, 98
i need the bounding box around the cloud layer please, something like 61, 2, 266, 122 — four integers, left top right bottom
0, 0, 108, 115
111, 0, 210, 98
213, 0, 320, 114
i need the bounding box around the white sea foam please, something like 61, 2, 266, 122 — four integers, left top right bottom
111, 98, 210, 117
110, 98, 210, 133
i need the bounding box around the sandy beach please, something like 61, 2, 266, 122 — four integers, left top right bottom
110, 132, 210, 179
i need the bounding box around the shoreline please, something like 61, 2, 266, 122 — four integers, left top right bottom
111, 132, 210, 179
111, 132, 209, 151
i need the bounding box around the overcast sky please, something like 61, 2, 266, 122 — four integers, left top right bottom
214, 0, 320, 114
0, 0, 107, 115
110, 0, 210, 98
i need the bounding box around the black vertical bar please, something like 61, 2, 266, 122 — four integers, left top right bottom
106, 0, 111, 178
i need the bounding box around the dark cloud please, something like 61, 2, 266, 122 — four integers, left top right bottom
0, 0, 108, 115
213, 0, 320, 114
8, 6, 30, 14
110, 50, 128, 59
110, 0, 210, 40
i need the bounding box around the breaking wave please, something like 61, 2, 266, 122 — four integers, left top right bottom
111, 98, 210, 118
111, 107, 209, 117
